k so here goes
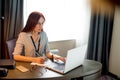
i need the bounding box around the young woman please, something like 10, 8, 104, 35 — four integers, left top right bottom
13, 11, 65, 64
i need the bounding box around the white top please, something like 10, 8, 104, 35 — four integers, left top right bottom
13, 31, 50, 57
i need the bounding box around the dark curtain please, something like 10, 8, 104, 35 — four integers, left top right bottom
0, 0, 4, 59
87, 10, 115, 74
0, 0, 23, 59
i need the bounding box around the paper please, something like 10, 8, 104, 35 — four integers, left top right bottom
16, 65, 29, 72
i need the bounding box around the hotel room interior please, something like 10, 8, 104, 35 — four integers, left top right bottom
1, 0, 120, 80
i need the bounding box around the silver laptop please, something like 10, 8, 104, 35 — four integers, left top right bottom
44, 44, 87, 74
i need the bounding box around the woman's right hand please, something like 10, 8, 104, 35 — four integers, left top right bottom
33, 57, 45, 64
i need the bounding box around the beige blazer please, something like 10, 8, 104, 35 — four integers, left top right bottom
13, 31, 50, 57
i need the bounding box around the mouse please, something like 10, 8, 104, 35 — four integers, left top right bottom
0, 67, 8, 77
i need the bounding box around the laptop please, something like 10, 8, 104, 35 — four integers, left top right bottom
31, 44, 87, 74
44, 44, 87, 74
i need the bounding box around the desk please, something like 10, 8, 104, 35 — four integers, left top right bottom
0, 59, 102, 80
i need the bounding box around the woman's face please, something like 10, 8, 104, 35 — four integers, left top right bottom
33, 17, 45, 33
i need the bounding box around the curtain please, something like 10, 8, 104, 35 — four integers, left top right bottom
87, 10, 115, 74
0, 0, 23, 59
0, 0, 3, 58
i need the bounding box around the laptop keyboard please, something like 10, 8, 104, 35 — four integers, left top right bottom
53, 64, 65, 71
45, 59, 65, 72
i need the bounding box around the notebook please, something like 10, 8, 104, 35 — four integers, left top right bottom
31, 44, 87, 74
0, 59, 16, 69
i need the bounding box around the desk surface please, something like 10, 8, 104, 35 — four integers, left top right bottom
0, 59, 102, 80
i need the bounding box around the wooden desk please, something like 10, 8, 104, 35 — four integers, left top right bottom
0, 59, 102, 80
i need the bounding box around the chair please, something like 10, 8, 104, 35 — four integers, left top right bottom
6, 38, 76, 59
6, 38, 17, 59
48, 39, 76, 57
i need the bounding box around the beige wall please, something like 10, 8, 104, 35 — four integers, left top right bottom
109, 6, 120, 77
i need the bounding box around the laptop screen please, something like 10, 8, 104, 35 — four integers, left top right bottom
64, 45, 87, 73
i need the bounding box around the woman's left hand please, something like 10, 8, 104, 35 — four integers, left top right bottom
53, 55, 66, 63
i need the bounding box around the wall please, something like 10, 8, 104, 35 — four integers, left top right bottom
109, 6, 120, 77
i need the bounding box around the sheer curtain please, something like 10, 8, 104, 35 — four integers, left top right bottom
24, 0, 91, 46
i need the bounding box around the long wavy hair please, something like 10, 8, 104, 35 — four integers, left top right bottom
22, 11, 45, 32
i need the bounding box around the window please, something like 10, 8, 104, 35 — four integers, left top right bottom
24, 0, 91, 46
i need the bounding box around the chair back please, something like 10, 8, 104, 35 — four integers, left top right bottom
49, 39, 76, 57
6, 38, 17, 59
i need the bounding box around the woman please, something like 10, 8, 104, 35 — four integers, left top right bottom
13, 11, 65, 64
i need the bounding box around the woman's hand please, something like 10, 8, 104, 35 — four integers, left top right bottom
33, 57, 45, 64
53, 55, 66, 63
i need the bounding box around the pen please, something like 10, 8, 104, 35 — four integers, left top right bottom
51, 54, 54, 62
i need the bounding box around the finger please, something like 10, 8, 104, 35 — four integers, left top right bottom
40, 59, 44, 64
59, 57, 66, 63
